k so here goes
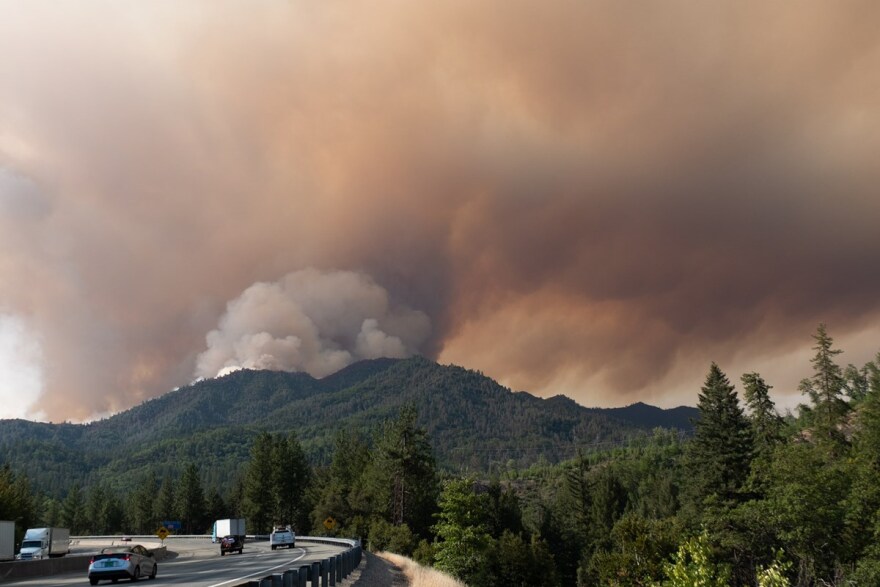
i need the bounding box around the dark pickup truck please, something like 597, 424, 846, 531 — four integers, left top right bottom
219, 535, 244, 556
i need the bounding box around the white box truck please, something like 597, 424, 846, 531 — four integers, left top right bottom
15, 527, 70, 560
0, 521, 13, 561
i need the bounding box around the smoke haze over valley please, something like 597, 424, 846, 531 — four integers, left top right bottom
2, 1, 880, 421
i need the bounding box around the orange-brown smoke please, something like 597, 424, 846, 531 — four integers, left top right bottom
1, 1, 880, 420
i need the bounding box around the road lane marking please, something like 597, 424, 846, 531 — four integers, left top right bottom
206, 549, 306, 587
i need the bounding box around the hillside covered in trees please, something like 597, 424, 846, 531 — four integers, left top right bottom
0, 356, 695, 496
4, 325, 876, 585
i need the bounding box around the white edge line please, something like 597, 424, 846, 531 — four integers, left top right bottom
206, 549, 307, 587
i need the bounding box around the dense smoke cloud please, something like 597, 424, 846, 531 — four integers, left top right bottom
195, 269, 430, 379
1, 1, 880, 420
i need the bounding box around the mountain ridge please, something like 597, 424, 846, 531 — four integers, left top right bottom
0, 356, 697, 495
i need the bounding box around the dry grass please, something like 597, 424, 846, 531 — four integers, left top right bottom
376, 552, 467, 587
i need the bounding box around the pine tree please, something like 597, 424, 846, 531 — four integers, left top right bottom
156, 476, 176, 525
244, 432, 276, 533
798, 324, 849, 447
61, 484, 85, 533
206, 490, 227, 521
312, 429, 370, 535
366, 405, 438, 538
0, 465, 37, 544
741, 372, 784, 458
176, 463, 206, 534
129, 471, 158, 533
683, 363, 753, 514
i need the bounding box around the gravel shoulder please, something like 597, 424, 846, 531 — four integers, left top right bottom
347, 550, 409, 587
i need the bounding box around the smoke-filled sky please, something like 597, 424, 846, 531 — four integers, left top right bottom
2, 1, 880, 422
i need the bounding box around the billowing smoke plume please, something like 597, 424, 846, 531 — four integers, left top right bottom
195, 269, 430, 379
2, 1, 880, 421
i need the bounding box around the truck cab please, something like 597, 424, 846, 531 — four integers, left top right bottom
16, 527, 69, 560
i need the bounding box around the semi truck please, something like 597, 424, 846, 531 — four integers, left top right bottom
0, 521, 13, 561
16, 527, 70, 560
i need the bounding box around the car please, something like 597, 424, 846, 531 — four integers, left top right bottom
269, 525, 295, 550
219, 534, 244, 556
88, 544, 157, 584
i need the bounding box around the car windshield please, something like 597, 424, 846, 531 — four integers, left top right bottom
21, 540, 41, 548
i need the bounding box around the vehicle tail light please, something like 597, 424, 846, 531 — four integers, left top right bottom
123, 554, 131, 561
89, 557, 95, 564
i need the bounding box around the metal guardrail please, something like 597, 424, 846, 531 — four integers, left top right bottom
231, 537, 363, 587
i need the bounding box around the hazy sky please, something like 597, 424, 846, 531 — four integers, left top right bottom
2, 1, 879, 422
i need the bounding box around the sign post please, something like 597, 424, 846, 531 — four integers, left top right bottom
156, 526, 169, 545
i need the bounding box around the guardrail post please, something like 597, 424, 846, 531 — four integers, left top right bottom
310, 561, 321, 587
282, 569, 295, 587
297, 565, 308, 587
320, 558, 330, 586
261, 579, 273, 587
328, 556, 336, 586
271, 573, 283, 587
335, 554, 343, 583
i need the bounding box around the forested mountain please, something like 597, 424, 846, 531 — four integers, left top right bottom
0, 356, 695, 496
4, 327, 877, 585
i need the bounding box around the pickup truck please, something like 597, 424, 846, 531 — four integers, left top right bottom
219, 535, 244, 556
269, 526, 295, 550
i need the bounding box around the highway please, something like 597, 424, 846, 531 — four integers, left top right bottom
2, 538, 348, 587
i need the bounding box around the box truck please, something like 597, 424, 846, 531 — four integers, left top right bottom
213, 518, 246, 555
0, 521, 13, 561
212, 518, 246, 542
15, 527, 70, 560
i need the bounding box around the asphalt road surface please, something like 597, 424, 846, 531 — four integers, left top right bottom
3, 538, 348, 587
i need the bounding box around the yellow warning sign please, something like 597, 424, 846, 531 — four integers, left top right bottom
323, 516, 337, 530
156, 526, 169, 540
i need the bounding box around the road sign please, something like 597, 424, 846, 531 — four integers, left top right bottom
323, 516, 337, 530
156, 526, 169, 540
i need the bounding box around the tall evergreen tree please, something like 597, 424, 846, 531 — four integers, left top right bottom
683, 363, 753, 515
0, 465, 37, 545
741, 373, 784, 458
244, 432, 276, 533
798, 324, 849, 447
205, 490, 227, 521
155, 476, 176, 525
61, 484, 85, 533
366, 405, 438, 538
85, 484, 115, 534
177, 463, 206, 534
273, 433, 312, 532
312, 429, 371, 535
129, 471, 158, 534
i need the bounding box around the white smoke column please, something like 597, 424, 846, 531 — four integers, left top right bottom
195, 268, 431, 379
0, 314, 46, 420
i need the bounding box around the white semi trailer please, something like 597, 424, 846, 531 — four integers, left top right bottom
15, 527, 70, 560
0, 521, 13, 561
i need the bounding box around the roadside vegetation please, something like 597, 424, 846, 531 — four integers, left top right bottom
378, 551, 465, 587
3, 324, 880, 585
